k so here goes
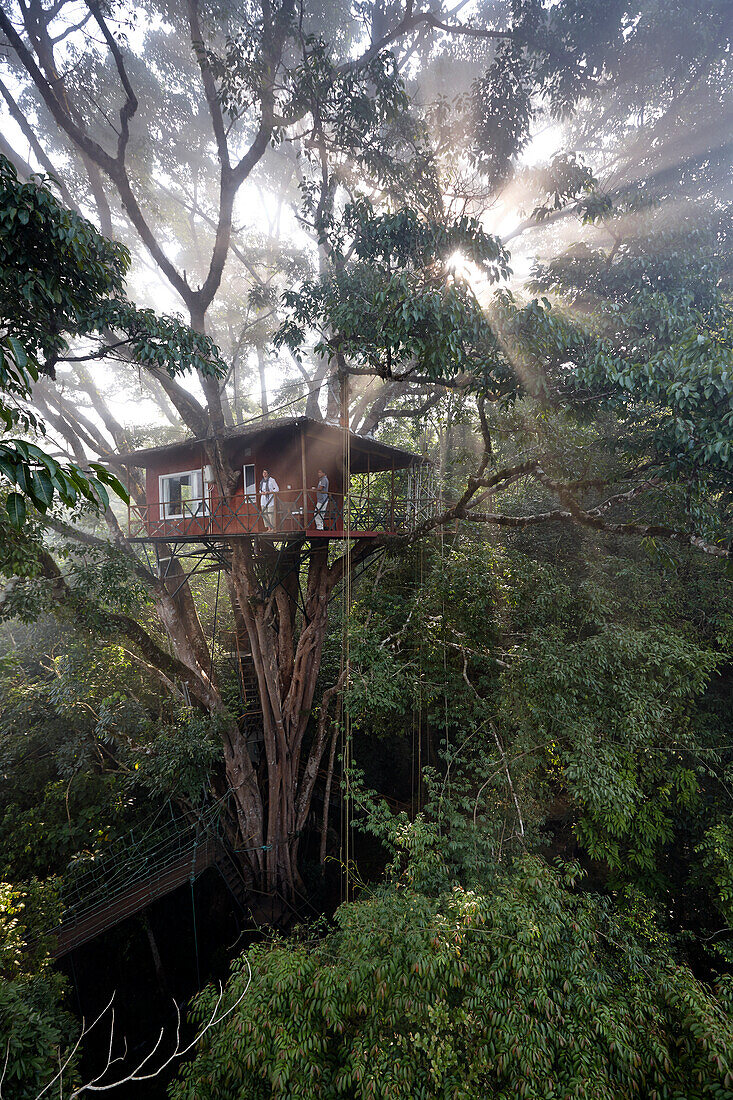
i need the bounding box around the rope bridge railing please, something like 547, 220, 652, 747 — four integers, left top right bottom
49, 802, 227, 956
62, 808, 218, 911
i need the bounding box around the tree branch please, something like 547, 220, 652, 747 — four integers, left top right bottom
25, 545, 222, 708
187, 0, 229, 169
296, 668, 347, 833
461, 506, 730, 557
0, 75, 75, 206
86, 1, 139, 162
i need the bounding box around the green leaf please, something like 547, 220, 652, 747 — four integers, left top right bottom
31, 468, 54, 509
6, 492, 26, 527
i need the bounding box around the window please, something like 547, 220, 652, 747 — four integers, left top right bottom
243, 463, 256, 502
159, 469, 205, 519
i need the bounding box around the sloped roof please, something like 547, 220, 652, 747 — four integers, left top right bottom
115, 415, 426, 470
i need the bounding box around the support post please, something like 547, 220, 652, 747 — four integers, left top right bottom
300, 427, 308, 532
390, 461, 395, 532
340, 372, 350, 534
367, 451, 370, 531
126, 462, 131, 536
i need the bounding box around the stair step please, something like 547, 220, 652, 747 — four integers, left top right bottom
216, 853, 250, 904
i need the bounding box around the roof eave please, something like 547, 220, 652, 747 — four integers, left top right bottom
113, 415, 428, 467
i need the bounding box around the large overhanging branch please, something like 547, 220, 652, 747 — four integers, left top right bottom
0, 0, 303, 334
65, 332, 211, 441
17, 545, 222, 710
0, 74, 75, 206
187, 0, 230, 170
41, 514, 154, 583
0, 7, 190, 301
346, 365, 476, 390
386, 458, 730, 559
345, 1, 515, 73
461, 506, 730, 558
0, 0, 526, 335
87, 0, 138, 163
34, 381, 117, 459
501, 126, 733, 249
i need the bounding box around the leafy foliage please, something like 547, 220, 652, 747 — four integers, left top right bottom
335, 527, 733, 937
0, 154, 226, 524
523, 210, 733, 501
172, 842, 733, 1100
277, 203, 511, 383
0, 4, 731, 1096
0, 881, 79, 1099
0, 637, 222, 880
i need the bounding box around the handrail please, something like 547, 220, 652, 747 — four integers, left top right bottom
129, 489, 439, 539
60, 805, 224, 917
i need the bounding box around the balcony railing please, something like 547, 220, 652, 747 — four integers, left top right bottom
127, 489, 438, 540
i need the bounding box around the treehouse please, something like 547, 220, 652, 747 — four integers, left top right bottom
119, 416, 434, 542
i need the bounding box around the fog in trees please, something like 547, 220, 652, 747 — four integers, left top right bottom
1, 1, 732, 1097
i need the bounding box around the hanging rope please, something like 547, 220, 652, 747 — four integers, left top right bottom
208, 567, 221, 686
341, 372, 353, 903
190, 834, 201, 989
440, 486, 450, 826
418, 537, 424, 813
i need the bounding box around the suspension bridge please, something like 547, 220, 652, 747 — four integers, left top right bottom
50, 801, 248, 959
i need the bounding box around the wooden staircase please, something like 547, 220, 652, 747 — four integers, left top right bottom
221, 635, 264, 759
213, 838, 251, 911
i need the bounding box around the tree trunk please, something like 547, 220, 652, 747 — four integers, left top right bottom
155, 556, 214, 680
227, 539, 340, 898
256, 345, 269, 418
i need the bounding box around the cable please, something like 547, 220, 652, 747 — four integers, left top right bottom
233, 372, 336, 428
341, 371, 353, 903
418, 537, 424, 813
209, 568, 221, 685
190, 867, 201, 989
440, 500, 450, 828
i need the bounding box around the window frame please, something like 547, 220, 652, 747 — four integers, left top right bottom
158, 468, 206, 520
243, 463, 257, 502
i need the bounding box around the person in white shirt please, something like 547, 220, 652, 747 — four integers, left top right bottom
259, 469, 279, 530
313, 468, 329, 530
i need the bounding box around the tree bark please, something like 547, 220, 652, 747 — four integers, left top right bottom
226, 538, 344, 896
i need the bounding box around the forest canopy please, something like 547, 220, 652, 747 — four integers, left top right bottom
0, 0, 731, 1096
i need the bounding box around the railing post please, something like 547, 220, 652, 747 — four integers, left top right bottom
367, 453, 370, 530
126, 463, 131, 537
390, 462, 395, 531
300, 426, 308, 532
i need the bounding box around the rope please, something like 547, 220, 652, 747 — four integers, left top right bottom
418, 537, 424, 813
440, 493, 450, 826
418, 422, 429, 811
58, 801, 224, 916
341, 372, 353, 903
190, 874, 201, 989
208, 567, 221, 685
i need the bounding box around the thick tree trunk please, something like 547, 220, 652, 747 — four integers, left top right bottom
221, 718, 264, 872
155, 556, 213, 679
228, 539, 338, 898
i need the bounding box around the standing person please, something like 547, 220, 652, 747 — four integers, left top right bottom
313, 468, 329, 530
259, 468, 279, 530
